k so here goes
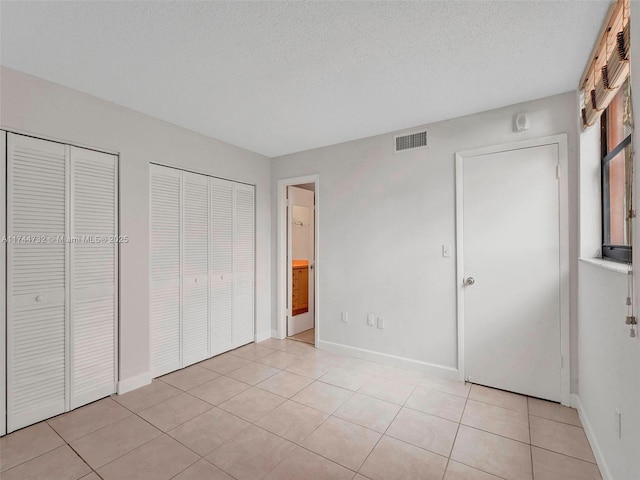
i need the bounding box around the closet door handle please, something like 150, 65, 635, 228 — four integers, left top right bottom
35, 295, 44, 302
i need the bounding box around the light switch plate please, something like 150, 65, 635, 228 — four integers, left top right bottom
442, 244, 451, 258
377, 317, 384, 329
367, 314, 375, 326
341, 311, 348, 323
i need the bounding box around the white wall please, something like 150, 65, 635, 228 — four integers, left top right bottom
0, 66, 272, 387
291, 185, 315, 261
292, 206, 311, 260
272, 92, 580, 385
570, 9, 640, 480
577, 262, 640, 480
579, 117, 602, 259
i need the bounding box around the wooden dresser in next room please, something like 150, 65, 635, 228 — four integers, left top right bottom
292, 260, 309, 316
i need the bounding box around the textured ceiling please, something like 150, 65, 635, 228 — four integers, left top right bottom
0, 1, 610, 157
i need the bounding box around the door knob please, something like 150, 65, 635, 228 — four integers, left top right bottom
464, 277, 475, 286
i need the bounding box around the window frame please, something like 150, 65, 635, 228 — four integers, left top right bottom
600, 104, 633, 264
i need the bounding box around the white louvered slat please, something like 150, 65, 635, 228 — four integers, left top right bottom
71, 299, 115, 404
150, 165, 182, 376
211, 281, 233, 355
7, 133, 67, 432
233, 184, 255, 347
70, 147, 118, 409
182, 172, 209, 366
210, 178, 234, 355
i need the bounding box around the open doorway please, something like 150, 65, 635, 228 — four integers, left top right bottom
286, 184, 315, 344
277, 175, 319, 347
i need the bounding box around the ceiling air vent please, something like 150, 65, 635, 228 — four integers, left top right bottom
394, 130, 427, 153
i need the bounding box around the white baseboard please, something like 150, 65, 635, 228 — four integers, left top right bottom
317, 340, 459, 380
571, 394, 612, 480
255, 330, 272, 342
117, 371, 152, 395
271, 329, 284, 340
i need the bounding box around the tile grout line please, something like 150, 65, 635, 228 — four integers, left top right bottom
0, 343, 290, 476
449, 390, 512, 480
118, 356, 431, 478
5, 401, 131, 478
529, 444, 600, 466
0, 433, 62, 474
352, 377, 419, 476
177, 380, 308, 463
452, 458, 511, 480
0, 426, 72, 476
442, 384, 528, 480
198, 456, 241, 480
231, 374, 362, 477
3, 342, 591, 479
201, 339, 335, 478
464, 397, 529, 414
163, 453, 204, 480
99, 382, 218, 474
528, 411, 585, 428
441, 384, 471, 480
65, 441, 99, 478
197, 373, 343, 478
137, 373, 596, 480
91, 425, 187, 474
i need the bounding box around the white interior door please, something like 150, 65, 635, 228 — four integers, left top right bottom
69, 146, 118, 409
233, 183, 255, 347
182, 172, 210, 366
7, 133, 68, 432
1, 131, 6, 436
210, 178, 234, 356
150, 165, 182, 376
462, 144, 561, 402
287, 186, 315, 336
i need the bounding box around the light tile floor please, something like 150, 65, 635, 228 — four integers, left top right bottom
0, 338, 601, 480
287, 327, 315, 345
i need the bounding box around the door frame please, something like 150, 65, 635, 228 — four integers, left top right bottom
455, 134, 570, 406
277, 175, 319, 346
1, 131, 6, 435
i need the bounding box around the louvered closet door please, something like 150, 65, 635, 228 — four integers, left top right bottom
233, 183, 255, 347
150, 165, 182, 376
69, 147, 118, 409
7, 133, 68, 432
210, 178, 234, 355
182, 172, 210, 366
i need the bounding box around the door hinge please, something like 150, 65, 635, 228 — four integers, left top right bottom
628, 209, 636, 219
556, 165, 561, 179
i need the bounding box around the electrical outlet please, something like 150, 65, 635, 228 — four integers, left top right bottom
377, 316, 384, 329
341, 311, 348, 323
367, 314, 375, 326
